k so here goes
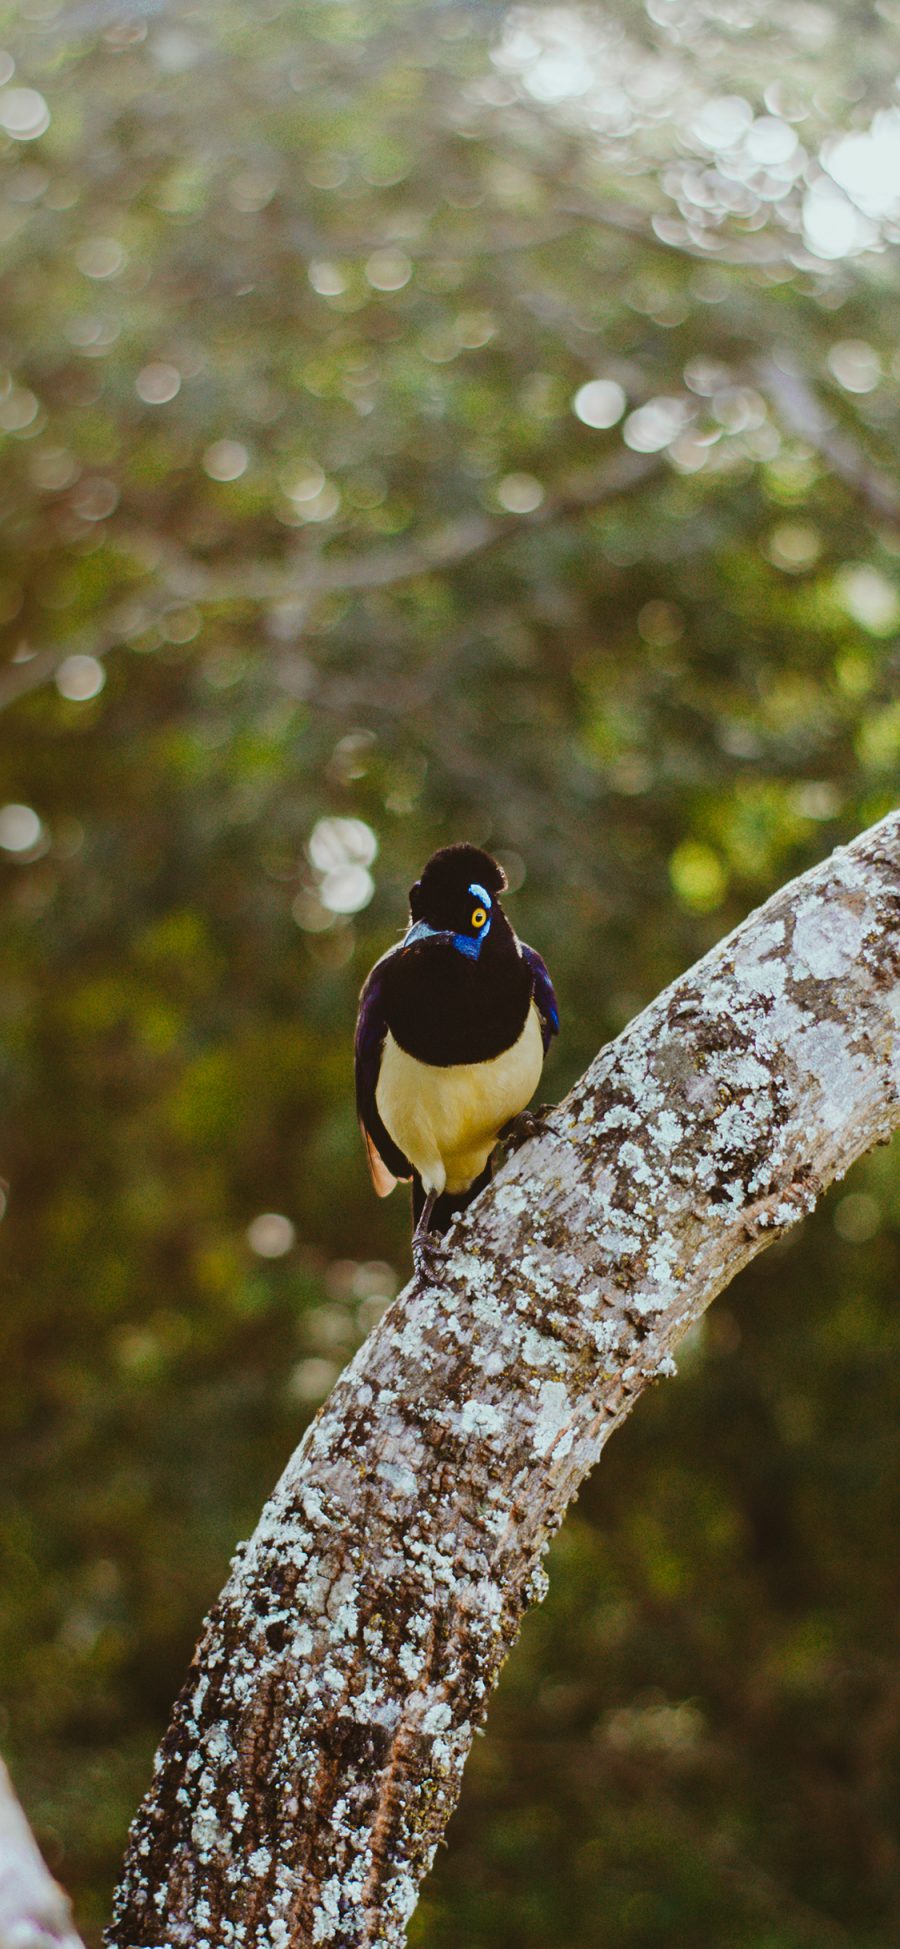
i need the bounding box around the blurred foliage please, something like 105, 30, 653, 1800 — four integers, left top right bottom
0, 0, 899, 1942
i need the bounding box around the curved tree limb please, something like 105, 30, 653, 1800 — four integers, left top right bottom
0, 449, 661, 720
0, 1758, 84, 1949
759, 355, 900, 534
107, 812, 900, 1949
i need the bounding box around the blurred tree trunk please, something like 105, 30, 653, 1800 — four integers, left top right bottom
62, 814, 900, 1945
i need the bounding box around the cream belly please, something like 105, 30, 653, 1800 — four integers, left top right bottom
375, 1003, 544, 1196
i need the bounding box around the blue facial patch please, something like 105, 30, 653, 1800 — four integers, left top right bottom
451, 880, 493, 958
404, 883, 494, 961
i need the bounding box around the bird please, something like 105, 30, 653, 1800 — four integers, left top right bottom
354, 842, 559, 1258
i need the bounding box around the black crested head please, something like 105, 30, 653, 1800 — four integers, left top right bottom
409, 843, 506, 929
390, 842, 530, 1058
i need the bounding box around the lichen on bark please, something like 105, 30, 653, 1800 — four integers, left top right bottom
106, 813, 900, 1949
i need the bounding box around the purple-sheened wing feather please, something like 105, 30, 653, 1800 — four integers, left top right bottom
520, 942, 560, 1054
354, 949, 412, 1192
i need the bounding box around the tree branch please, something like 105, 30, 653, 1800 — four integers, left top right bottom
559, 197, 793, 268
139, 447, 664, 606
104, 811, 900, 1949
0, 450, 661, 719
760, 355, 900, 534
0, 1758, 85, 1949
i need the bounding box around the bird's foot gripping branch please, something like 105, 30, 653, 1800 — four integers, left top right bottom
83, 814, 900, 1948
410, 1227, 448, 1281
497, 1103, 557, 1156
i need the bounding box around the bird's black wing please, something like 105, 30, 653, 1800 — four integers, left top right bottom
354, 949, 412, 1195
520, 942, 560, 1054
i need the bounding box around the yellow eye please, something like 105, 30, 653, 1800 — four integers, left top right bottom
471, 906, 487, 929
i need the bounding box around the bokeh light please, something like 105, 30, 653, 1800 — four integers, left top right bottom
55, 655, 107, 701
0, 802, 41, 851
0, 85, 49, 139
135, 363, 182, 405
202, 441, 249, 482
246, 1212, 297, 1258
572, 380, 626, 429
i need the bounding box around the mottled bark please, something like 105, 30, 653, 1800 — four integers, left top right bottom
0, 1759, 84, 1949
108, 813, 900, 1949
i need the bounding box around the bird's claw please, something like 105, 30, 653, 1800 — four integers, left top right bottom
413, 1228, 447, 1279
498, 1103, 556, 1155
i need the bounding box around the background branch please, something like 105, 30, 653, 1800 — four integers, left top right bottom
0, 450, 661, 718
760, 356, 900, 533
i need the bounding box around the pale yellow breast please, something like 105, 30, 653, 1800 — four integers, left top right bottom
375, 1003, 544, 1196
